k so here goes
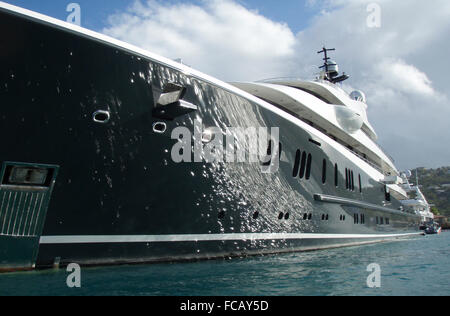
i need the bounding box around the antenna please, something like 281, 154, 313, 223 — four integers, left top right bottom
317, 47, 335, 75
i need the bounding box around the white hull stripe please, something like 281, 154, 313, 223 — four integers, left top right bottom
39, 232, 422, 244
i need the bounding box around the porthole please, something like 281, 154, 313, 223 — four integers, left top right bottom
303, 213, 308, 220
278, 212, 284, 220
93, 110, 110, 124
152, 122, 167, 134
253, 211, 259, 220
284, 213, 290, 220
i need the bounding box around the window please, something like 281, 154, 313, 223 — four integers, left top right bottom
292, 150, 301, 177
299, 152, 307, 179
345, 168, 349, 190
305, 154, 312, 180
351, 171, 355, 191
359, 174, 362, 193
309, 138, 321, 146
335, 164, 339, 187
385, 185, 391, 202
322, 159, 327, 184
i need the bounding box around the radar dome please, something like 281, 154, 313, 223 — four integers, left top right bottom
350, 90, 366, 103
326, 60, 339, 78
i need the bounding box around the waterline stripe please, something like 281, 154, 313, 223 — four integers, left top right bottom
39, 232, 422, 244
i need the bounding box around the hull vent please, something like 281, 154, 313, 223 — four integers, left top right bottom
0, 162, 59, 237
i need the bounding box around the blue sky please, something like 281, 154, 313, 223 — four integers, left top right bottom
4, 0, 318, 32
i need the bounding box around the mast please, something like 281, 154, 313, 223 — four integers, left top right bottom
317, 47, 349, 84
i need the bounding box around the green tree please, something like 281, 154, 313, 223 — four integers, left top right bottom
431, 207, 440, 216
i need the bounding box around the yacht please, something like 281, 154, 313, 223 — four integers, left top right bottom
0, 2, 422, 271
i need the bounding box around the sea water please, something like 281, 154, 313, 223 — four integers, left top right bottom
0, 232, 449, 296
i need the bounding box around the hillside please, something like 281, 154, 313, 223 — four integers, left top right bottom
411, 167, 450, 216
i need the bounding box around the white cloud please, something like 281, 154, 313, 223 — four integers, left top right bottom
102, 0, 450, 169
103, 0, 296, 81
376, 59, 435, 96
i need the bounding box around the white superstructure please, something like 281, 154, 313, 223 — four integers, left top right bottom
232, 48, 412, 202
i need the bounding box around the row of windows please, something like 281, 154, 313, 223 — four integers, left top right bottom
292, 150, 312, 180
222, 211, 391, 225
376, 217, 390, 225
354, 213, 366, 224
278, 212, 290, 220
299, 155, 364, 193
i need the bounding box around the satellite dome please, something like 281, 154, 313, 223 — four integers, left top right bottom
350, 90, 366, 103
325, 60, 339, 78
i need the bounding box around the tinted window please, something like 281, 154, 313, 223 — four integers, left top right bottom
322, 159, 327, 184
305, 154, 312, 180
292, 150, 301, 177
335, 164, 338, 187
299, 152, 307, 179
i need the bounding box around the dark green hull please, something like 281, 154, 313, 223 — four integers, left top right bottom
0, 5, 421, 271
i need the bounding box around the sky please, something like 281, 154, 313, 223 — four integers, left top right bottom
3, 0, 450, 170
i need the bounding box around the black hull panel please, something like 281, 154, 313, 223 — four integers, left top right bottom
0, 5, 421, 271
36, 234, 421, 269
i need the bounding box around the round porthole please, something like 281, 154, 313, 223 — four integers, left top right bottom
284, 213, 290, 220
93, 110, 110, 124
278, 212, 284, 220
153, 122, 167, 134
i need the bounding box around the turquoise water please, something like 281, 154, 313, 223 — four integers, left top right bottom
1, 232, 449, 296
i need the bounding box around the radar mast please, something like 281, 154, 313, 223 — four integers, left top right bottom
317, 47, 349, 84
